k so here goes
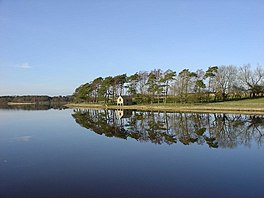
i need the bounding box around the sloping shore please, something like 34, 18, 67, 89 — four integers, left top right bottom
65, 103, 264, 115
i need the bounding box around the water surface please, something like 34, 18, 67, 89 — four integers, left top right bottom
1, 108, 264, 198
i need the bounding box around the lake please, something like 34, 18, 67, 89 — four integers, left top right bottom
1, 107, 264, 198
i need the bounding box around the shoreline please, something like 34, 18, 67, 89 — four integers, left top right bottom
7, 102, 36, 105
65, 103, 264, 115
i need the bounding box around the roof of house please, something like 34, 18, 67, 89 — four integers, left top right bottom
118, 95, 132, 99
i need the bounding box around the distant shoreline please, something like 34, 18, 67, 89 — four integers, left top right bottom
7, 102, 36, 105
65, 103, 264, 115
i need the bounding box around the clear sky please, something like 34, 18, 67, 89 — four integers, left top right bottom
0, 0, 263, 96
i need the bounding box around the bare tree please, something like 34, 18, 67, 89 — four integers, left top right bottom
239, 64, 264, 97
214, 65, 237, 101
138, 71, 149, 95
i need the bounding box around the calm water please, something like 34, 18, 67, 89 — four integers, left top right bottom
1, 107, 264, 198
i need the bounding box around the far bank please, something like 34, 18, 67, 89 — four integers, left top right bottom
66, 97, 264, 115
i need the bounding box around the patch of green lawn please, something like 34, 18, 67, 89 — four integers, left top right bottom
206, 97, 264, 108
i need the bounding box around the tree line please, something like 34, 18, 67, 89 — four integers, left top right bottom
73, 64, 264, 104
0, 95, 72, 105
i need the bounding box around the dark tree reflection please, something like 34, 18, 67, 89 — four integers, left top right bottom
0, 104, 67, 110
72, 109, 264, 148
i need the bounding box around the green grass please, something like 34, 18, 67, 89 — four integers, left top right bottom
139, 97, 264, 108
67, 97, 264, 114
206, 97, 264, 108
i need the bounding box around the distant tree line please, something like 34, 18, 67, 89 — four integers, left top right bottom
73, 64, 264, 104
0, 95, 72, 105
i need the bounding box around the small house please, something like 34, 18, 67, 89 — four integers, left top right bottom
117, 95, 132, 106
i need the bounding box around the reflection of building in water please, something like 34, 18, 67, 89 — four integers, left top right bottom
117, 96, 132, 106
116, 109, 132, 119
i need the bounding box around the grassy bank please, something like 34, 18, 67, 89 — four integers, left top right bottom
66, 97, 264, 115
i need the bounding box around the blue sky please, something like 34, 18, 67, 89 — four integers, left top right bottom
0, 0, 263, 96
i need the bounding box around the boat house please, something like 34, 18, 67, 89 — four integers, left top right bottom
117, 95, 132, 106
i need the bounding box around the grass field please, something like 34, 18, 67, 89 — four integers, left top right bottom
205, 97, 264, 108
66, 97, 264, 114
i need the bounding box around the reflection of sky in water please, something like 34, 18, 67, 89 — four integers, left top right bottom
0, 109, 264, 198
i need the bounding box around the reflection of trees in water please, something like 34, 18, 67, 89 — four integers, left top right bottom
0, 104, 67, 110
72, 109, 264, 148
